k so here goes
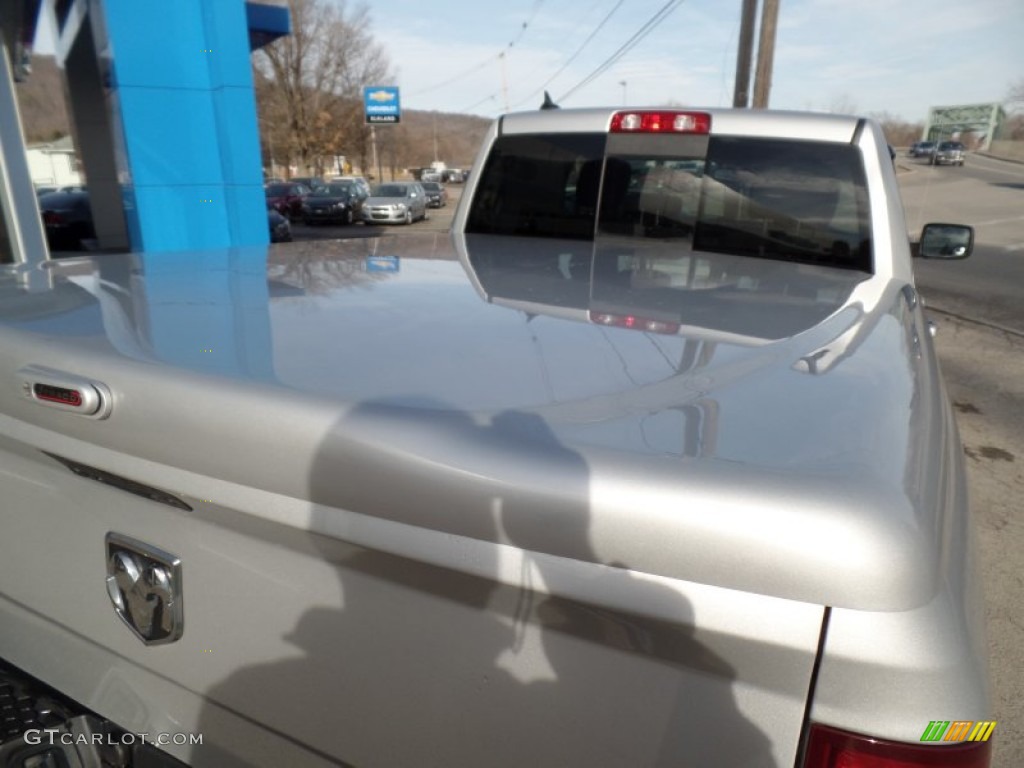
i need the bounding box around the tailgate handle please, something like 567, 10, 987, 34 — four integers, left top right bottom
17, 365, 113, 419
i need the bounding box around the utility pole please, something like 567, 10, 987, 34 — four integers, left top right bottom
432, 113, 438, 164
733, 0, 758, 108
752, 0, 780, 109
370, 124, 382, 183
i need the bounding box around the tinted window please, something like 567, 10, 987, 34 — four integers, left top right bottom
311, 184, 355, 197
466, 133, 607, 239
374, 184, 410, 197
693, 138, 871, 271
469, 132, 872, 272
598, 132, 709, 239
37, 191, 90, 210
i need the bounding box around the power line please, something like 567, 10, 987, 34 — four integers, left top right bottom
508, 0, 546, 48
411, 54, 503, 98
467, 0, 626, 113
557, 0, 686, 104
508, 0, 627, 110
406, 1, 547, 99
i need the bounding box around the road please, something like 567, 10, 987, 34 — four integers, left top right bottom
900, 152, 1024, 333
897, 153, 1023, 767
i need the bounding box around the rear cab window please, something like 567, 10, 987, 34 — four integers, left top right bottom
467, 129, 872, 273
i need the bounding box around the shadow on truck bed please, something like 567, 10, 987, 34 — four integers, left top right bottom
193, 402, 771, 767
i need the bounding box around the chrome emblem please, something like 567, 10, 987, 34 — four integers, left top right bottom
105, 533, 183, 645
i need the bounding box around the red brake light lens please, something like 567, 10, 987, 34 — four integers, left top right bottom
33, 383, 84, 407
589, 311, 680, 335
610, 111, 710, 134
804, 724, 992, 768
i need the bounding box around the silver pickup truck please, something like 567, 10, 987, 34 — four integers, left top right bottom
0, 108, 991, 767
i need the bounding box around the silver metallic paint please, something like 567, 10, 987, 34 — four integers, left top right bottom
0, 108, 990, 764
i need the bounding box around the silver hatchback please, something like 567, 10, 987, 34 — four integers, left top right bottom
362, 181, 428, 224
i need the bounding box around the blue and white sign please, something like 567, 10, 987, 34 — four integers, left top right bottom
364, 86, 401, 124
366, 255, 400, 273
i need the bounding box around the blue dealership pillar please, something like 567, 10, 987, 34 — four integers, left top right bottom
83, 0, 283, 252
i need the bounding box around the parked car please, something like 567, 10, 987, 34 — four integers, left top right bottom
932, 140, 966, 166
362, 181, 428, 224
267, 207, 292, 242
301, 182, 364, 225
908, 140, 936, 158
420, 180, 448, 208
328, 175, 372, 200
288, 176, 322, 189
37, 190, 94, 251
264, 182, 312, 220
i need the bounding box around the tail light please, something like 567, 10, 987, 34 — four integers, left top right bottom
589, 311, 680, 335
42, 211, 65, 226
804, 724, 992, 768
610, 111, 710, 134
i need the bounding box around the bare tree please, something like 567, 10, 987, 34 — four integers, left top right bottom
870, 112, 925, 148
1000, 79, 1024, 140
254, 0, 393, 176
1006, 78, 1024, 113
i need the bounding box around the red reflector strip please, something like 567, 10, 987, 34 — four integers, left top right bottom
610, 111, 711, 134
33, 383, 84, 407
804, 724, 993, 768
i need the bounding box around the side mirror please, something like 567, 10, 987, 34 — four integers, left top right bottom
917, 223, 973, 259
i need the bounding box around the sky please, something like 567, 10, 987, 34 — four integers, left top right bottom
365, 0, 1023, 122
31, 0, 1023, 124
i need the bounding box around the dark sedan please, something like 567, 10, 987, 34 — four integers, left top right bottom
420, 181, 448, 208
38, 190, 94, 251
301, 183, 364, 225
265, 182, 312, 220
908, 141, 936, 158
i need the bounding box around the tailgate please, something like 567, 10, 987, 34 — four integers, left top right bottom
0, 361, 825, 768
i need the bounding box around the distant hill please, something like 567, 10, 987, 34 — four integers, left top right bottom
15, 55, 491, 169
394, 109, 490, 170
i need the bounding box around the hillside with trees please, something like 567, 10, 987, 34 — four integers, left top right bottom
12, 55, 70, 144
251, 0, 488, 180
